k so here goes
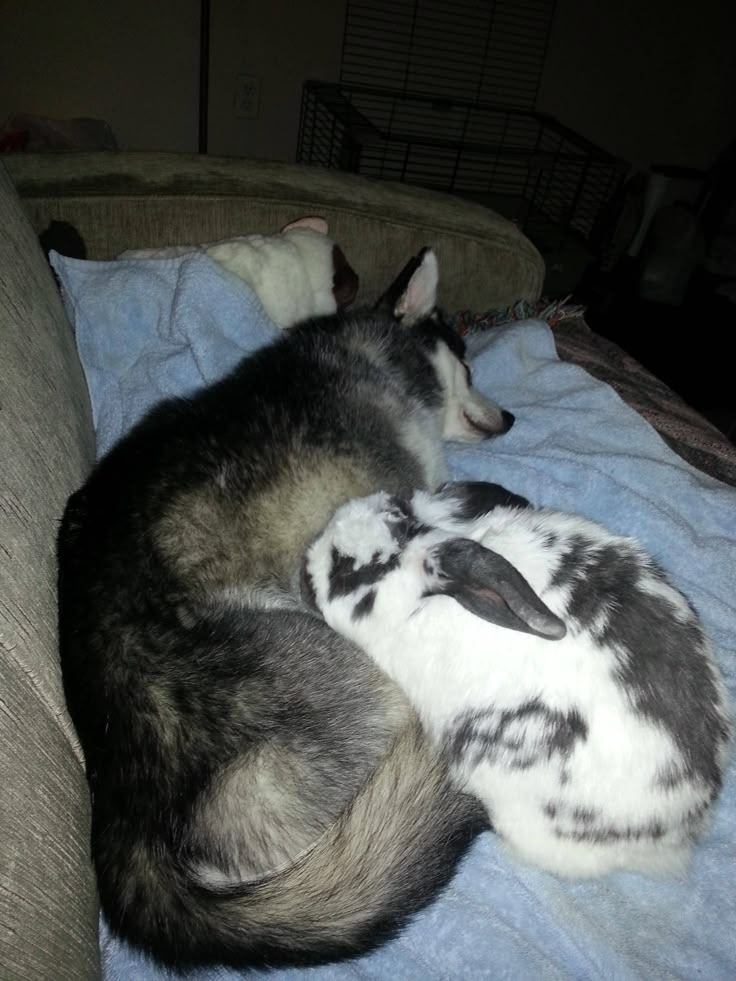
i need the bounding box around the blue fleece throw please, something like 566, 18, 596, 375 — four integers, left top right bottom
52, 251, 736, 981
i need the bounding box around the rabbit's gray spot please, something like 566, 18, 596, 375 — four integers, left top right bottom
550, 535, 592, 590
386, 497, 433, 544
545, 706, 588, 756
547, 801, 672, 844
557, 817, 667, 844
550, 538, 640, 626
392, 515, 433, 545
327, 546, 400, 600
353, 590, 377, 620
446, 700, 588, 769
571, 806, 598, 824
604, 592, 728, 790
655, 761, 688, 790
551, 537, 729, 798
567, 545, 642, 629
546, 801, 603, 832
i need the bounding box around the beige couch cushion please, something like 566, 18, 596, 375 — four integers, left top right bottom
0, 164, 99, 979
6, 151, 544, 312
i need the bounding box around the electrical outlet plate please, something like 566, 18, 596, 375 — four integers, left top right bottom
234, 74, 260, 120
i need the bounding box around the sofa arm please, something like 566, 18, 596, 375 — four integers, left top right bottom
0, 163, 99, 979
6, 151, 544, 312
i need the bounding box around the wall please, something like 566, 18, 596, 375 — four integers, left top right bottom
206, 0, 346, 161
1, 0, 346, 161
537, 0, 736, 170
2, 0, 732, 169
0, 0, 200, 152
209, 0, 734, 168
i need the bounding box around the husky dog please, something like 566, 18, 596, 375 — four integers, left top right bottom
57, 249, 512, 970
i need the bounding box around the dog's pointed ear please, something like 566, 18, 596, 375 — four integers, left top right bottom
375, 247, 438, 325
430, 538, 566, 640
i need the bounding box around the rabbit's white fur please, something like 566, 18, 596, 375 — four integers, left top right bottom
304, 484, 731, 878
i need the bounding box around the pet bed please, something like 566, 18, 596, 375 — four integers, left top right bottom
53, 251, 736, 981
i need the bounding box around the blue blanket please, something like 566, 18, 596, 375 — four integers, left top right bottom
50, 251, 276, 458
53, 253, 736, 981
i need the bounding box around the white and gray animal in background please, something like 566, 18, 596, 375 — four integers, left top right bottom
303, 481, 731, 879
120, 216, 359, 328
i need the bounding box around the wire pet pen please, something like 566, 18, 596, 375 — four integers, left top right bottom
297, 80, 627, 257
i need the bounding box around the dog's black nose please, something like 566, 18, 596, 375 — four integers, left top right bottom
501, 410, 515, 432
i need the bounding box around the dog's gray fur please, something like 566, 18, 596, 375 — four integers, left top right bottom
57, 249, 511, 970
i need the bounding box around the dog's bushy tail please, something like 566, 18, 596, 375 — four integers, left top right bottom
111, 721, 480, 970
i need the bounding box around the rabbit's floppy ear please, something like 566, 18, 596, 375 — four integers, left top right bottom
431, 539, 566, 640
439, 481, 531, 522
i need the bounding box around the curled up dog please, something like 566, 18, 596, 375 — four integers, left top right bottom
57, 249, 513, 969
